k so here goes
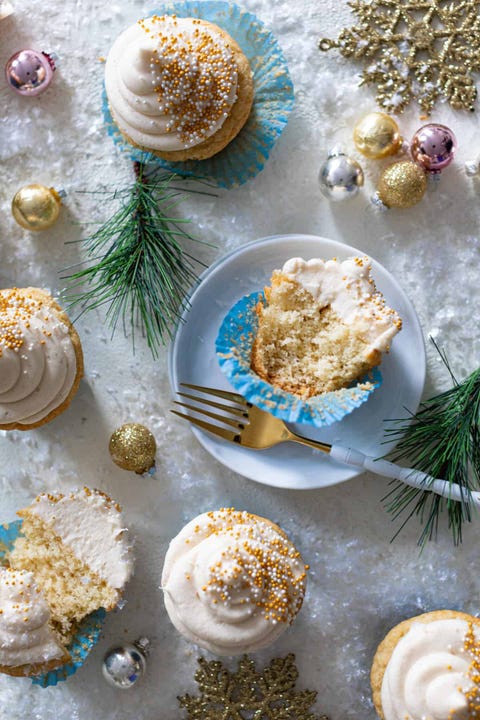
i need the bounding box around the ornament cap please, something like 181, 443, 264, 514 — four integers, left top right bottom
465, 160, 479, 177
43, 51, 58, 70
328, 144, 345, 158
370, 192, 389, 212
133, 637, 151, 657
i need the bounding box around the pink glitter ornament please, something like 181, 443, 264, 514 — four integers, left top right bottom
411, 123, 457, 174
5, 49, 56, 96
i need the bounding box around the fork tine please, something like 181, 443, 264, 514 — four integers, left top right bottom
174, 401, 246, 430
177, 391, 248, 417
171, 410, 240, 442
180, 383, 248, 405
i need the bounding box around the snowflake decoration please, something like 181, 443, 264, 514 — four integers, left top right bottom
319, 0, 480, 114
178, 654, 328, 720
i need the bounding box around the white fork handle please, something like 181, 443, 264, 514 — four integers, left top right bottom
329, 445, 480, 507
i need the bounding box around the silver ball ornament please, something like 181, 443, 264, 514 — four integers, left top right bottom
102, 637, 150, 689
319, 149, 364, 201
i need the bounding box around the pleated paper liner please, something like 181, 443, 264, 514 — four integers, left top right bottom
103, 0, 294, 188
216, 291, 382, 427
0, 520, 105, 688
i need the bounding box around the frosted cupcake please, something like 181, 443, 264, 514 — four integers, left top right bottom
251, 257, 402, 398
0, 287, 84, 430
105, 14, 254, 161
371, 610, 480, 720
0, 487, 133, 677
161, 508, 307, 655
0, 568, 69, 677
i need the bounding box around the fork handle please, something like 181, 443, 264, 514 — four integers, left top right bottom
329, 445, 480, 507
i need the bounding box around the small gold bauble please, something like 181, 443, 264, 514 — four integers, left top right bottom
377, 161, 427, 209
353, 112, 402, 159
11, 184, 61, 231
109, 423, 157, 475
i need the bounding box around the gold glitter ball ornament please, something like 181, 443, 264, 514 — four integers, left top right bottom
319, 0, 480, 115
11, 184, 62, 231
353, 112, 402, 159
377, 161, 427, 209
109, 423, 156, 474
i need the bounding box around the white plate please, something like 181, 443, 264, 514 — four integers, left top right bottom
168, 234, 426, 489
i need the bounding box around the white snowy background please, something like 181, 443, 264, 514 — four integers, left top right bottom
0, 0, 479, 718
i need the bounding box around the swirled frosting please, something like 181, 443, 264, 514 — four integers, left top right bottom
0, 288, 78, 426
282, 257, 402, 355
381, 618, 480, 720
161, 509, 307, 655
105, 15, 239, 152
0, 568, 65, 668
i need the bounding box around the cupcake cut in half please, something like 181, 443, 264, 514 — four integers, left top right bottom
0, 287, 84, 430
0, 488, 133, 676
251, 257, 402, 398
105, 14, 254, 161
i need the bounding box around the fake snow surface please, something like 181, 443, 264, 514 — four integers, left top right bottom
1, 1, 480, 718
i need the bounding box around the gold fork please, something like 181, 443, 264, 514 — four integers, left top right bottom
172, 383, 480, 506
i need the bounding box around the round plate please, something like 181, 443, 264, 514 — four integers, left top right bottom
168, 234, 426, 489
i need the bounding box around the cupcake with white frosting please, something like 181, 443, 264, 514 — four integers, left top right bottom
371, 610, 480, 720
0, 568, 69, 677
161, 508, 307, 655
0, 488, 133, 676
105, 14, 254, 161
251, 257, 402, 398
0, 287, 83, 430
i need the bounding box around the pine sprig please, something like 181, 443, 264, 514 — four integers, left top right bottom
384, 340, 480, 546
63, 162, 211, 357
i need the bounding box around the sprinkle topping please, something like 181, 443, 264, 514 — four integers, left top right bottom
0, 288, 41, 356
188, 508, 306, 625
138, 15, 238, 147
463, 622, 480, 717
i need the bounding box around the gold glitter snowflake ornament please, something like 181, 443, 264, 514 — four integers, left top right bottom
178, 654, 328, 720
319, 0, 480, 114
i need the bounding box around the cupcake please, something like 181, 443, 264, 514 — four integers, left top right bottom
0, 487, 133, 677
105, 14, 254, 161
0, 568, 70, 677
371, 610, 480, 720
251, 256, 402, 398
0, 287, 84, 430
161, 508, 307, 655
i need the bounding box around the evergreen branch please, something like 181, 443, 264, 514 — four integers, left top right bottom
384, 339, 480, 546
62, 163, 212, 357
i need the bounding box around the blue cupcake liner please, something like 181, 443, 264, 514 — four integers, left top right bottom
103, 0, 294, 188
0, 520, 105, 687
216, 291, 382, 427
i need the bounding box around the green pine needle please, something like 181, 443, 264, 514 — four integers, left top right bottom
384, 339, 480, 547
63, 163, 211, 357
